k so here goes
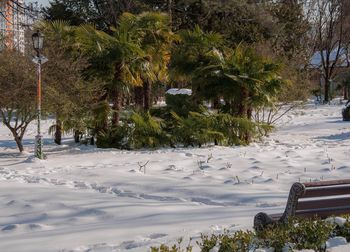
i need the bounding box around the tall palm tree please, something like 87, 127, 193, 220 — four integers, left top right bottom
170, 26, 224, 105
119, 12, 173, 111
193, 44, 284, 142
194, 45, 284, 119
74, 16, 146, 128
137, 12, 173, 111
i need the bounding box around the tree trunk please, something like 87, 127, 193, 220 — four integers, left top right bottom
236, 87, 250, 143
212, 97, 220, 109
245, 106, 253, 143
54, 119, 62, 145
112, 89, 122, 126
143, 80, 151, 111
168, 0, 172, 28
74, 130, 80, 143
324, 78, 330, 103
111, 62, 123, 126
95, 92, 109, 134
237, 87, 249, 117
90, 137, 95, 145
14, 136, 24, 152
134, 86, 144, 110
344, 85, 349, 100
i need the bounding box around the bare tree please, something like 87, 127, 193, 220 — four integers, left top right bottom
0, 50, 36, 152
309, 0, 350, 102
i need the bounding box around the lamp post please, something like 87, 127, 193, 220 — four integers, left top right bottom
32, 30, 47, 159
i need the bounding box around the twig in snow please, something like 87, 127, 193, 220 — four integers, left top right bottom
236, 176, 240, 184
137, 161, 149, 174
197, 160, 205, 170
206, 153, 213, 163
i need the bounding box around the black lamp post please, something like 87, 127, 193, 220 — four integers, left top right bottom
32, 30, 44, 159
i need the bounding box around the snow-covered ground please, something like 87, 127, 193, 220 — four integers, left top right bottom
1, 102, 350, 252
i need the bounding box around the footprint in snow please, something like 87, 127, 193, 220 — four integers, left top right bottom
2, 224, 17, 231
149, 233, 167, 239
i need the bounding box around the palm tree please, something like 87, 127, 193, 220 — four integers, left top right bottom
74, 15, 146, 128
115, 12, 173, 111
193, 45, 284, 142
170, 26, 224, 105
135, 12, 173, 111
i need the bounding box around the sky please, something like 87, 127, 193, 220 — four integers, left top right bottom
26, 0, 49, 7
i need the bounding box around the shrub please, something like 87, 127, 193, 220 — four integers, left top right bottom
218, 230, 255, 252
258, 217, 335, 252
170, 111, 272, 147
342, 102, 350, 121
151, 217, 350, 252
197, 230, 255, 252
96, 110, 273, 149
170, 111, 225, 147
96, 124, 131, 149
197, 233, 218, 252
290, 218, 333, 251
165, 93, 199, 117
151, 238, 192, 252
331, 215, 350, 241
129, 112, 170, 149
257, 222, 290, 251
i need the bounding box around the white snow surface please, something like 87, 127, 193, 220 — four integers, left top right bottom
1, 103, 350, 251
165, 88, 192, 95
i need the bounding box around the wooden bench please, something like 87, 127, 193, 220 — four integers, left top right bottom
254, 179, 350, 231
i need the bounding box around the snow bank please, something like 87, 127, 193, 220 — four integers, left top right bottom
165, 88, 192, 95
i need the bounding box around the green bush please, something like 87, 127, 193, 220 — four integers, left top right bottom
257, 222, 290, 251
151, 217, 350, 252
197, 233, 218, 252
170, 111, 272, 147
290, 218, 333, 251
258, 217, 335, 252
165, 93, 199, 117
151, 238, 192, 252
96, 124, 131, 149
170, 111, 225, 147
331, 216, 350, 241
96, 112, 168, 149
96, 109, 273, 149
129, 112, 170, 149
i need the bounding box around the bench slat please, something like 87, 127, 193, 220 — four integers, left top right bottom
270, 213, 282, 221
303, 179, 350, 188
303, 185, 350, 198
297, 197, 350, 210
295, 206, 350, 218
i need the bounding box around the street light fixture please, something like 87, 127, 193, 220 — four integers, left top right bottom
32, 30, 44, 54
32, 30, 47, 160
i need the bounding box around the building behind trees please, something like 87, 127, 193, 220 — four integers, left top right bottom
0, 0, 39, 52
